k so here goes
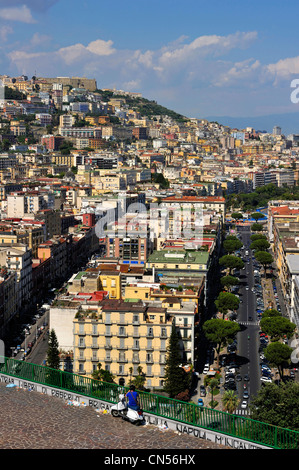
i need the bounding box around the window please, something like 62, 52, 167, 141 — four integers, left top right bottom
92, 324, 97, 335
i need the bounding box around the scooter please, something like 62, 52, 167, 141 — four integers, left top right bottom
110, 394, 144, 425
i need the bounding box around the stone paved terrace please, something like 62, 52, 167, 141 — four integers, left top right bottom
0, 383, 231, 450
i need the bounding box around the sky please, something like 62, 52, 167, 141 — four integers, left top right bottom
1, 0, 299, 127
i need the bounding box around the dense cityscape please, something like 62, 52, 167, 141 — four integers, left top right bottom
0, 72, 298, 449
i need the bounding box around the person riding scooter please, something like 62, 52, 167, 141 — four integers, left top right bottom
126, 385, 140, 411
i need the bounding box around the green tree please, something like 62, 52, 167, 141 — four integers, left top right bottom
46, 329, 60, 369
220, 275, 239, 292
163, 325, 191, 397
250, 239, 270, 251
250, 234, 267, 242
202, 318, 240, 368
152, 172, 170, 189
250, 381, 299, 430
208, 378, 219, 408
254, 251, 273, 275
219, 255, 244, 275
251, 212, 265, 222
251, 223, 263, 232
131, 365, 146, 390
215, 291, 240, 319
260, 316, 296, 342
223, 236, 243, 254
92, 363, 115, 383
231, 212, 243, 221
264, 342, 293, 381
222, 390, 239, 413
262, 308, 281, 318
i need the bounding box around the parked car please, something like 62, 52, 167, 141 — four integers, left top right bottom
200, 385, 206, 397
197, 398, 204, 406
260, 376, 272, 383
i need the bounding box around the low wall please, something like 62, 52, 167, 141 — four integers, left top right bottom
0, 372, 269, 450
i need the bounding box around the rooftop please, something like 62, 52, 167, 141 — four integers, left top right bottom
147, 249, 209, 265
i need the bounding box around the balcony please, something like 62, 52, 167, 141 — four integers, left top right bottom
117, 357, 128, 363
117, 333, 128, 338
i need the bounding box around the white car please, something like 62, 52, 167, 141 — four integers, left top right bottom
241, 400, 248, 409
203, 364, 210, 374
260, 376, 272, 383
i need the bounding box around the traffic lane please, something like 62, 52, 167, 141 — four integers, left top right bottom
12, 311, 49, 360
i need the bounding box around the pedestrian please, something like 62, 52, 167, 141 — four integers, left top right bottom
126, 385, 140, 411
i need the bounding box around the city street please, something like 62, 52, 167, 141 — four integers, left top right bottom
235, 226, 261, 412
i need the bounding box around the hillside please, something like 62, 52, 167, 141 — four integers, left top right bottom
97, 89, 188, 123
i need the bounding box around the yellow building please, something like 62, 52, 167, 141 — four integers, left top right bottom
67, 269, 121, 300
72, 299, 174, 389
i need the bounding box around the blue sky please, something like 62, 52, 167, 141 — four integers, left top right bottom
1, 0, 299, 123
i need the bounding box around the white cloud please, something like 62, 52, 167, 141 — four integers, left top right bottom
267, 56, 299, 80
215, 59, 262, 87
0, 5, 36, 23
86, 39, 116, 56
158, 31, 258, 68
0, 25, 13, 42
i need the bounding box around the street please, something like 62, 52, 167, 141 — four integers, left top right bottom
235, 226, 261, 411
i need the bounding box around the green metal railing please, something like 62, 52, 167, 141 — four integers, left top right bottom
0, 356, 298, 449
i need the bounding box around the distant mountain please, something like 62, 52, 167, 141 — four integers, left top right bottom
203, 112, 299, 136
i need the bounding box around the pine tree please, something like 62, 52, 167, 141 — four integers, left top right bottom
46, 329, 60, 369
163, 325, 190, 398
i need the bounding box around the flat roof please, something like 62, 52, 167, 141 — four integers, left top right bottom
287, 254, 299, 274
147, 249, 209, 264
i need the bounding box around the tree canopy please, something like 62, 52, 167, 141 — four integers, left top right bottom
219, 254, 244, 274
250, 381, 299, 430
163, 325, 191, 398
264, 342, 293, 380
202, 318, 240, 368
223, 236, 243, 254
260, 316, 296, 341
215, 291, 240, 318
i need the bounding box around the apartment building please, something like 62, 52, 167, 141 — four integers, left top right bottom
0, 269, 18, 338
0, 223, 44, 258
72, 298, 173, 389
59, 127, 102, 139
35, 113, 52, 126
67, 268, 121, 300
7, 192, 54, 218
59, 114, 75, 128
160, 195, 226, 223
41, 135, 64, 151
0, 243, 32, 313
10, 121, 26, 137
